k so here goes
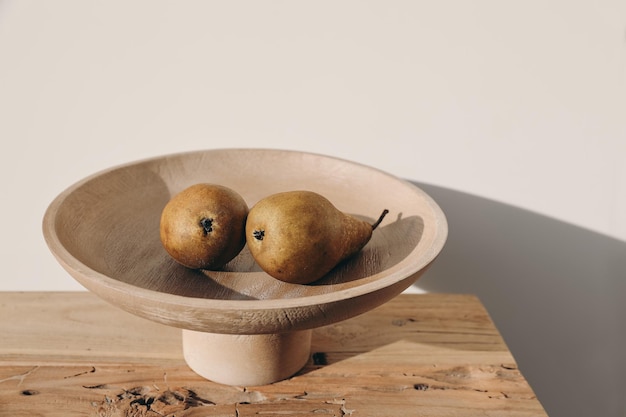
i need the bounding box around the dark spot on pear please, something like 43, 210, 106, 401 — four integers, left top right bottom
200, 218, 213, 234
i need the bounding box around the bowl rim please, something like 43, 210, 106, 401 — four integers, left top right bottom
42, 148, 448, 313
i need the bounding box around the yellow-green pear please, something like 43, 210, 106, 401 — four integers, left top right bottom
245, 190, 388, 284
160, 183, 248, 270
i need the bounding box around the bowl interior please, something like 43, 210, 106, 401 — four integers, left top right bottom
44, 149, 446, 331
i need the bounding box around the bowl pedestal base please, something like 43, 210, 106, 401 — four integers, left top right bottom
182, 328, 313, 386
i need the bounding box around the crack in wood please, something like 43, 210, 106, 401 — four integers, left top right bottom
391, 317, 417, 326
0, 366, 39, 387
91, 386, 217, 416
86, 383, 278, 416
83, 384, 112, 389
64, 366, 96, 379
324, 398, 355, 416
20, 389, 39, 396
241, 397, 354, 416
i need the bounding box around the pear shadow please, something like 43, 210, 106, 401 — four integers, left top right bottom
310, 213, 424, 287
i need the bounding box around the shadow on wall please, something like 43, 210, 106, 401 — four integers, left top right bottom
411, 182, 626, 417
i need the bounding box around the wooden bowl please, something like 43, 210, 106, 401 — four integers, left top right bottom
43, 149, 447, 385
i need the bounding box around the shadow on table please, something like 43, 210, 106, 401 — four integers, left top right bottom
410, 181, 626, 417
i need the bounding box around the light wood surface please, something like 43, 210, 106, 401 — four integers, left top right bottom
0, 292, 547, 416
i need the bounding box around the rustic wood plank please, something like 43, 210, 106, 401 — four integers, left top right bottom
0, 292, 547, 416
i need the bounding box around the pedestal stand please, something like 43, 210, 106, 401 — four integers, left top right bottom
182, 329, 313, 386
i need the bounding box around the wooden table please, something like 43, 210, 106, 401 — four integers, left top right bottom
0, 292, 547, 416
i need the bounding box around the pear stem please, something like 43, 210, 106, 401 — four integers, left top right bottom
371, 209, 389, 231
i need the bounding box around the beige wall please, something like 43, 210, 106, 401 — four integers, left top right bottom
1, 0, 625, 291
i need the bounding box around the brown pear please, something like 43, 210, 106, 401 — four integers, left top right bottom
245, 190, 388, 284
160, 183, 248, 270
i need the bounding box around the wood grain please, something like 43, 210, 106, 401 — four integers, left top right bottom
0, 292, 547, 416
